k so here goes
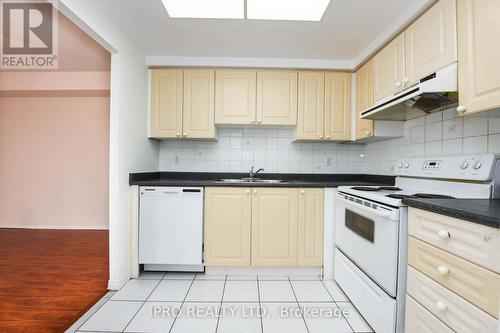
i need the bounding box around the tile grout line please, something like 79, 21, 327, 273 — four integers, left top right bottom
167, 274, 197, 333
256, 276, 264, 333
320, 280, 355, 333
214, 274, 228, 333
121, 278, 164, 333
287, 277, 310, 333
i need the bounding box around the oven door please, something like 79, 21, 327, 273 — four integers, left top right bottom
335, 192, 400, 296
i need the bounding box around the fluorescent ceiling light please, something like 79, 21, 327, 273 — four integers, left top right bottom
162, 0, 244, 19
247, 0, 331, 21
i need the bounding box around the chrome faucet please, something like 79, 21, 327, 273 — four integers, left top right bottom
249, 166, 264, 180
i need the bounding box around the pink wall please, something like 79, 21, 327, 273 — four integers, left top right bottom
0, 13, 111, 229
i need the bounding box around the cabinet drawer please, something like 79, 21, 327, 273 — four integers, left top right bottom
409, 207, 500, 273
407, 266, 498, 331
405, 294, 453, 333
408, 236, 500, 318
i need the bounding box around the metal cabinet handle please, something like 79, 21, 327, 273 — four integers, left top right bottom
253, 190, 258, 194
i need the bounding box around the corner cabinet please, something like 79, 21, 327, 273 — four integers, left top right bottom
203, 187, 324, 267
150, 69, 216, 140
203, 187, 251, 266
457, 0, 500, 116
355, 60, 374, 140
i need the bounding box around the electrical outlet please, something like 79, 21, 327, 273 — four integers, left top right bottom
326, 157, 333, 166
173, 156, 179, 164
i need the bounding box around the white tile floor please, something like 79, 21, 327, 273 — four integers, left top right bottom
69, 272, 373, 333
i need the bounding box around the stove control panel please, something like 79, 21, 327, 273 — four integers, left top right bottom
394, 154, 499, 181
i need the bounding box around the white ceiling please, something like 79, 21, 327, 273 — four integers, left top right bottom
84, 0, 435, 69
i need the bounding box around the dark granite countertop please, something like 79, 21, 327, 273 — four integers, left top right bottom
403, 198, 500, 229
129, 172, 395, 188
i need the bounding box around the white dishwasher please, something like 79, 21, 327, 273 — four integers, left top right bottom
139, 186, 204, 272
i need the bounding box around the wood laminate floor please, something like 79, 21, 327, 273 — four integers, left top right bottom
0, 229, 108, 333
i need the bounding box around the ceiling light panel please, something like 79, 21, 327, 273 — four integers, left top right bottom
247, 0, 331, 21
162, 0, 244, 19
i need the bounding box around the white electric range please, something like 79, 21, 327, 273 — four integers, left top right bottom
334, 154, 500, 333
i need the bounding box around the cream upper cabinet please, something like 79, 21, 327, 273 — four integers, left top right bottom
325, 72, 351, 141
150, 69, 183, 138
405, 0, 457, 84
356, 60, 375, 140
297, 188, 324, 266
182, 70, 216, 139
204, 187, 251, 266
457, 0, 500, 115
296, 71, 325, 140
257, 71, 298, 125
251, 188, 298, 266
373, 33, 406, 101
215, 70, 257, 125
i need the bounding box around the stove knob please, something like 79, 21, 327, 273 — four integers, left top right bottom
473, 161, 482, 170
460, 161, 469, 169
403, 161, 410, 169
397, 162, 403, 169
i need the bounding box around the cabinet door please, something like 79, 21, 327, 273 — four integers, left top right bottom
373, 33, 405, 101
296, 71, 325, 140
183, 70, 215, 139
405, 0, 457, 83
257, 71, 298, 125
204, 187, 251, 266
251, 188, 298, 266
457, 0, 500, 115
215, 70, 256, 125
324, 72, 351, 141
150, 69, 183, 138
297, 189, 324, 266
356, 60, 375, 140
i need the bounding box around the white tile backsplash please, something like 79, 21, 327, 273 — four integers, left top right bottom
159, 128, 363, 174
159, 109, 500, 176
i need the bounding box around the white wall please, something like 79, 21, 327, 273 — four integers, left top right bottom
58, 0, 159, 289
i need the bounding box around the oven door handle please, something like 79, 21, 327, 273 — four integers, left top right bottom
336, 195, 399, 221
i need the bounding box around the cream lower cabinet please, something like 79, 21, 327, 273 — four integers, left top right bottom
150, 69, 216, 139
251, 188, 299, 266
204, 187, 323, 267
297, 189, 324, 266
203, 187, 251, 266
405, 295, 454, 333
457, 0, 500, 116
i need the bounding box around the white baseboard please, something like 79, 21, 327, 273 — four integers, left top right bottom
0, 223, 108, 230
205, 266, 322, 277
108, 272, 130, 290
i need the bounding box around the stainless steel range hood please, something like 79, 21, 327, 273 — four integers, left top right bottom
361, 63, 458, 121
